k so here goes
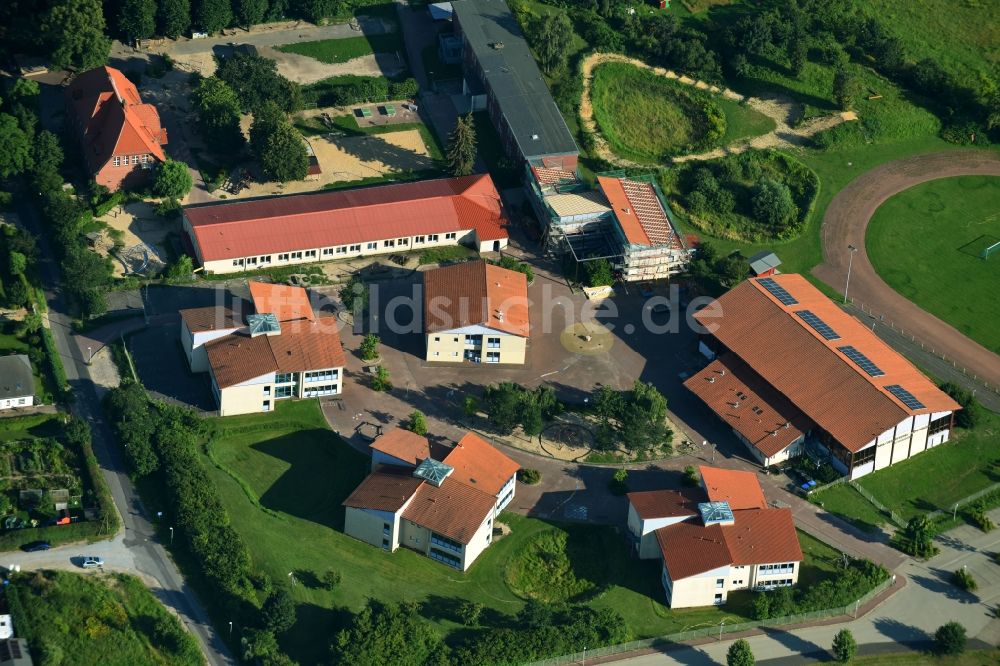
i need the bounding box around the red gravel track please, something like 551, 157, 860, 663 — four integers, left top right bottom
812, 149, 1000, 389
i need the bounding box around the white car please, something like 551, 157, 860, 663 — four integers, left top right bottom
80, 556, 104, 569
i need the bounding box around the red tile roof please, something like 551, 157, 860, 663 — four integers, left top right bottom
695, 275, 960, 452
205, 319, 346, 388
249, 282, 315, 323
184, 174, 508, 262
370, 428, 432, 466
343, 465, 425, 512
443, 432, 520, 496
656, 508, 801, 580
179, 306, 241, 333
66, 66, 167, 173
402, 477, 497, 544
423, 261, 529, 337
627, 489, 703, 520
699, 466, 768, 510
684, 354, 812, 459
597, 176, 683, 249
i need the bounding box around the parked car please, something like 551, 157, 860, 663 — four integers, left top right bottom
21, 541, 51, 552
80, 556, 104, 569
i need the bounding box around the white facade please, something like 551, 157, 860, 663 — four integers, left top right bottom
211, 367, 342, 417
425, 324, 527, 364
180, 320, 241, 373
185, 216, 508, 275
0, 394, 33, 412
848, 411, 953, 480
626, 505, 690, 560
662, 561, 800, 609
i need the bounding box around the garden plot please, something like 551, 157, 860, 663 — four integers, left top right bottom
0, 436, 88, 528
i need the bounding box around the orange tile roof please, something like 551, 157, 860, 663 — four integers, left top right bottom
249, 282, 315, 323
443, 432, 520, 496
402, 476, 497, 544
423, 261, 529, 337
370, 428, 432, 466
684, 354, 813, 458
695, 275, 960, 452
179, 306, 241, 333
699, 466, 768, 510
656, 508, 801, 580
531, 166, 578, 186
627, 489, 703, 520
343, 465, 424, 512
597, 176, 683, 249
66, 66, 167, 174
205, 319, 346, 388
185, 174, 508, 261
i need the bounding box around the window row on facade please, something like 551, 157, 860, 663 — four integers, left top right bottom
229, 233, 460, 268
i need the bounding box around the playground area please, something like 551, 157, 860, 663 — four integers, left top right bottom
91, 202, 177, 277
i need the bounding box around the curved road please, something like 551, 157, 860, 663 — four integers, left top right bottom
812, 149, 1000, 390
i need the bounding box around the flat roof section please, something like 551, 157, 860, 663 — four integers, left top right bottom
452, 0, 578, 161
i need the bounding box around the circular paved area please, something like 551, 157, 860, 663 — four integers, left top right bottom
559, 321, 615, 355
811, 149, 1000, 390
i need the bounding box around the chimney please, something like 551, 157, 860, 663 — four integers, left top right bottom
784, 422, 790, 429
708, 377, 715, 384
719, 369, 726, 376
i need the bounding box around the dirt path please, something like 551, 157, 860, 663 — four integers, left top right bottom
811, 149, 1000, 391
578, 52, 855, 166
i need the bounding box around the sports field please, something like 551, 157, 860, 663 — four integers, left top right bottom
866, 175, 1000, 354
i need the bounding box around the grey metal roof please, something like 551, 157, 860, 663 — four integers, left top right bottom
748, 251, 781, 275
0, 355, 33, 401
452, 0, 578, 161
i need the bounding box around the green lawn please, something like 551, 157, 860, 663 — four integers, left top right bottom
202, 401, 875, 662
867, 175, 1000, 354
8, 570, 202, 666
591, 62, 727, 161
0, 413, 63, 443
857, 410, 1000, 520
811, 484, 887, 534
276, 33, 404, 63
717, 97, 776, 144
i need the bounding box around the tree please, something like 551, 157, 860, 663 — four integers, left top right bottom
482, 383, 524, 435
158, 0, 191, 38
195, 0, 233, 33
251, 112, 308, 183
5, 279, 28, 308
153, 159, 194, 198
727, 639, 755, 666
952, 567, 977, 591
331, 600, 449, 665
751, 593, 770, 620
458, 601, 484, 626
531, 12, 574, 75
339, 275, 368, 312
216, 53, 302, 113
10, 78, 40, 101
42, 0, 111, 71
0, 115, 32, 179
372, 365, 392, 392
30, 131, 64, 194
236, 0, 268, 28
682, 465, 699, 487
261, 586, 296, 635
408, 410, 428, 436
751, 179, 797, 233
833, 67, 862, 111
901, 515, 936, 558
940, 382, 981, 429
463, 395, 479, 417
618, 381, 672, 455
446, 114, 476, 177
8, 251, 27, 275
359, 333, 380, 361
321, 568, 341, 589
164, 255, 194, 280
831, 629, 856, 663
17, 313, 43, 336
584, 258, 614, 287
190, 76, 244, 152
935, 621, 967, 655
117, 0, 156, 44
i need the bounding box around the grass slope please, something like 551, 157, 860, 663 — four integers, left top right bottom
857, 410, 1000, 520
8, 570, 202, 666
812, 484, 886, 534
866, 175, 1000, 354
276, 34, 403, 63
0, 413, 62, 442
203, 401, 874, 662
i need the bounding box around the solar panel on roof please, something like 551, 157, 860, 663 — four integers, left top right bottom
757, 277, 798, 305
885, 385, 925, 410
794, 310, 841, 340
837, 345, 885, 377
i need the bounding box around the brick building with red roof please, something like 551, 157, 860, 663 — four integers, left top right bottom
686, 274, 961, 477
626, 466, 802, 608
181, 174, 509, 274
344, 429, 519, 570
66, 66, 168, 192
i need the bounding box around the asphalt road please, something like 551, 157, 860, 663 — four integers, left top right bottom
12, 201, 235, 666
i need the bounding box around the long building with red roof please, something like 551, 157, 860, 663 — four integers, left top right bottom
686, 274, 961, 477
66, 66, 168, 192
182, 174, 509, 274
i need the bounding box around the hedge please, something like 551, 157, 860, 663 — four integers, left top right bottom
39, 326, 69, 401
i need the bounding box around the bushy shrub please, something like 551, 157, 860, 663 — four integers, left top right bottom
518, 468, 541, 484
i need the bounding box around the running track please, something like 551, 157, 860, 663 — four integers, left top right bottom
812, 149, 1000, 391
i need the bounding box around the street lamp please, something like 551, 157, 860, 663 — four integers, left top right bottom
582, 646, 587, 666
87, 346, 93, 365
228, 621, 233, 638
169, 526, 174, 544
719, 619, 725, 641
843, 245, 859, 304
